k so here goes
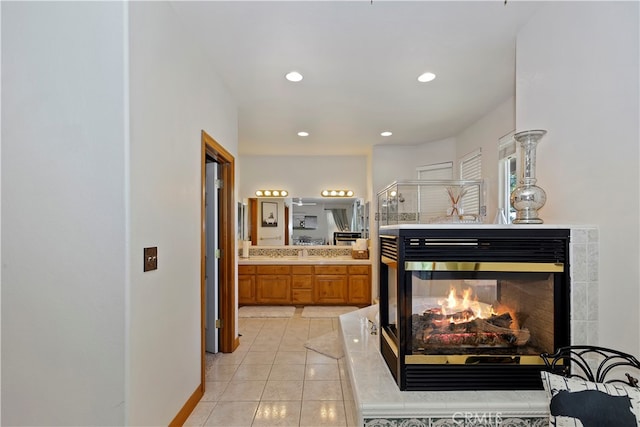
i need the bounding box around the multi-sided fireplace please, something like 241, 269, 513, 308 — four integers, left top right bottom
379, 226, 571, 391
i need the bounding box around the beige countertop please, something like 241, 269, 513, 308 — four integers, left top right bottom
238, 256, 371, 265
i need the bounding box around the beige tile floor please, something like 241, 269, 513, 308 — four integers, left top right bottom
184, 307, 358, 427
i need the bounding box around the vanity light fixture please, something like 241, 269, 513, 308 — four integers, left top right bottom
255, 190, 288, 197
321, 189, 354, 197
285, 71, 303, 82
381, 131, 393, 137
297, 131, 309, 137
417, 72, 436, 83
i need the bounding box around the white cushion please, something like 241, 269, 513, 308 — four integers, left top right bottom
540, 371, 640, 427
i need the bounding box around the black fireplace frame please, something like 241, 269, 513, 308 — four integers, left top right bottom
379, 227, 571, 391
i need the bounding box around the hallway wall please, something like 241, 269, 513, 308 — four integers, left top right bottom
1, 2, 239, 425
1, 2, 128, 425
128, 2, 238, 425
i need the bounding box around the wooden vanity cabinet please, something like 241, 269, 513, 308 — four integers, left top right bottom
238, 263, 371, 306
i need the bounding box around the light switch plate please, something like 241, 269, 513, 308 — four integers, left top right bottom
144, 247, 158, 272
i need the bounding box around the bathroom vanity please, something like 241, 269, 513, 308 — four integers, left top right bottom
238, 246, 371, 306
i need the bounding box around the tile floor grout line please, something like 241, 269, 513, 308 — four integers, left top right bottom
193, 308, 354, 426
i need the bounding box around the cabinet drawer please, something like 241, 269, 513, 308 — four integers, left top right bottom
292, 289, 313, 304
256, 265, 290, 275
291, 265, 313, 275
315, 265, 348, 275
348, 265, 370, 275
239, 265, 256, 274
292, 275, 313, 289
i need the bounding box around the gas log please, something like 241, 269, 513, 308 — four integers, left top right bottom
412, 309, 530, 349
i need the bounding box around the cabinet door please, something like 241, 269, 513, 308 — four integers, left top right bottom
348, 275, 371, 305
238, 275, 256, 304
314, 275, 348, 304
256, 275, 292, 304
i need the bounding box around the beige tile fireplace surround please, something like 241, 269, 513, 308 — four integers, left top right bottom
339, 226, 598, 427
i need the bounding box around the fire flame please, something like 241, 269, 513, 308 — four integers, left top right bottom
438, 287, 496, 324
436, 286, 520, 330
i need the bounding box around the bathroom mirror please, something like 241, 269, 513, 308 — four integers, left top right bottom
237, 201, 247, 241
290, 197, 356, 245
246, 197, 367, 246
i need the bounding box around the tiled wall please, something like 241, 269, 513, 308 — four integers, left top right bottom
570, 227, 599, 346
363, 417, 548, 426
243, 246, 353, 258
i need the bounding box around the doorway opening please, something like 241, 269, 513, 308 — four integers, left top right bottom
204, 160, 220, 354
201, 130, 238, 387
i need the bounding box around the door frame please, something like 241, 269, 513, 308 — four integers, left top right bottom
201, 130, 238, 387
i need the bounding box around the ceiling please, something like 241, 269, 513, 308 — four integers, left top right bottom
171, 1, 543, 156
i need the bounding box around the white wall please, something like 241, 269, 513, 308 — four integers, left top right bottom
239, 155, 367, 201
1, 2, 127, 425
516, 2, 639, 354
456, 97, 515, 221
371, 138, 456, 195
128, 2, 238, 425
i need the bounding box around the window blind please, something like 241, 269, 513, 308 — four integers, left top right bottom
498, 131, 517, 221
417, 162, 453, 219
416, 162, 453, 180
498, 132, 516, 160
459, 149, 481, 215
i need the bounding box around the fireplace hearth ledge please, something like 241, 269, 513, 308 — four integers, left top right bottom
339, 305, 550, 426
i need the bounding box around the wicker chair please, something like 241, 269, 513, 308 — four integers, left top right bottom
541, 345, 640, 387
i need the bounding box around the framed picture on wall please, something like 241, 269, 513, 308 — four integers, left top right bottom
261, 202, 278, 227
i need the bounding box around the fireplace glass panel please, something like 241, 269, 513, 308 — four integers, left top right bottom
409, 271, 555, 360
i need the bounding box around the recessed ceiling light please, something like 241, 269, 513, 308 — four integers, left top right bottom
297, 131, 309, 137
418, 72, 436, 83
285, 71, 303, 82
381, 131, 393, 137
